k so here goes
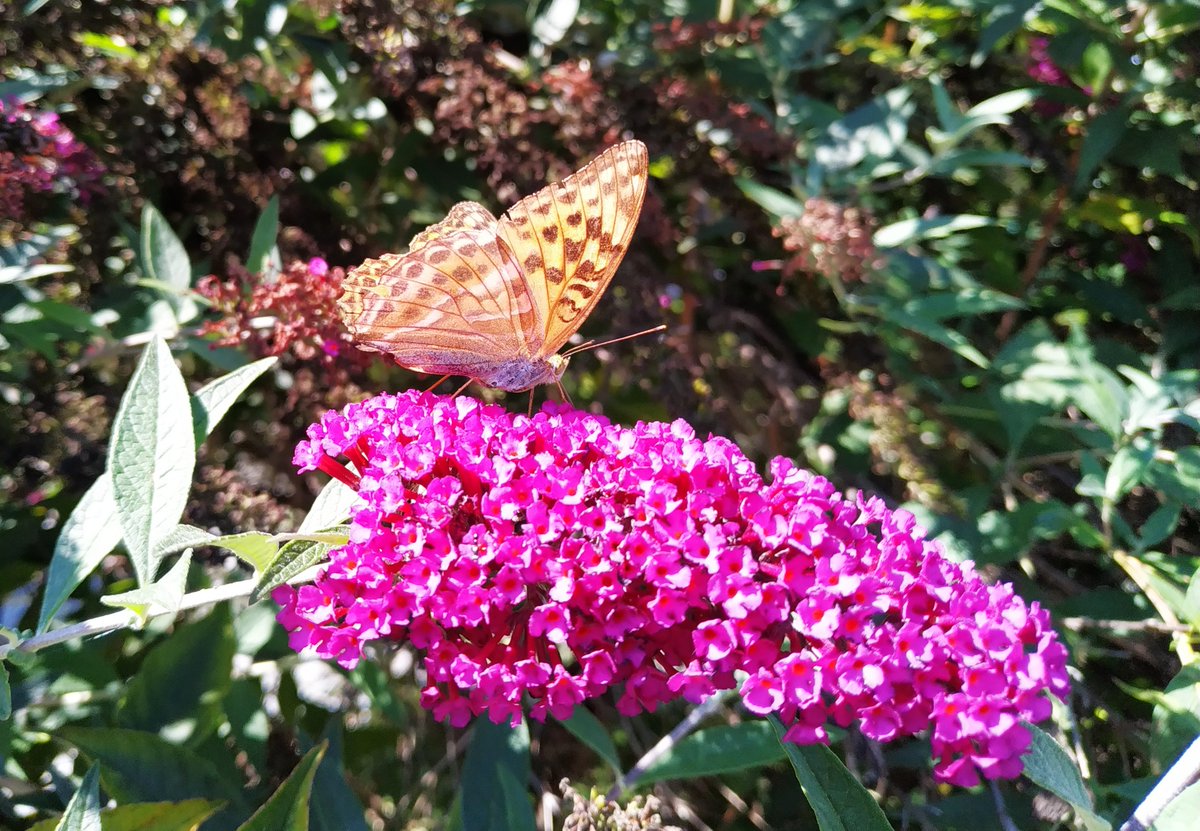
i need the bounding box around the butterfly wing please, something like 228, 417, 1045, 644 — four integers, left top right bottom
338, 223, 543, 376
407, 201, 499, 253
498, 140, 648, 355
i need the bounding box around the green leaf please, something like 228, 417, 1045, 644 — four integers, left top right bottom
735, 178, 806, 220
246, 196, 280, 276
40, 358, 271, 633
153, 524, 218, 558
57, 727, 247, 817
1074, 107, 1129, 193
54, 763, 102, 831
874, 305, 990, 368
0, 262, 74, 283
117, 605, 235, 738
100, 551, 192, 624
108, 336, 197, 585
0, 663, 10, 721
32, 800, 223, 831
902, 289, 1023, 320
639, 721, 787, 783
297, 480, 358, 534
238, 742, 327, 831
531, 0, 580, 47
209, 532, 279, 573
1151, 664, 1200, 773
1137, 503, 1182, 553
460, 719, 535, 831
38, 473, 124, 633
874, 214, 997, 247
556, 707, 621, 773
140, 203, 197, 322
769, 717, 891, 831
191, 356, 278, 445
1105, 439, 1155, 503
1022, 725, 1111, 830
1154, 782, 1200, 831
251, 538, 337, 604
310, 722, 369, 831
1078, 41, 1113, 95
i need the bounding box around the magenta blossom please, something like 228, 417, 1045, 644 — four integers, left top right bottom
275, 391, 1069, 785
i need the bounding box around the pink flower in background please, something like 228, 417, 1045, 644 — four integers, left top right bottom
0, 98, 104, 221
276, 391, 1070, 785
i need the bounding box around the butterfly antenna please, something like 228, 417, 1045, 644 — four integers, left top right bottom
425, 374, 453, 393
561, 324, 667, 358
451, 379, 473, 398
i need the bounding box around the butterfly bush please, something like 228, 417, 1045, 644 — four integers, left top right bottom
275, 391, 1069, 786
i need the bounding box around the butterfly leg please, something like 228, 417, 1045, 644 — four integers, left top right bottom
527, 390, 535, 417
555, 379, 573, 407
451, 379, 473, 398
424, 374, 453, 393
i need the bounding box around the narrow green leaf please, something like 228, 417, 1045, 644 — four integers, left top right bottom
191, 356, 278, 445
32, 800, 223, 831
310, 722, 369, 831
57, 727, 246, 815
556, 707, 621, 773
1074, 107, 1129, 193
770, 718, 891, 831
117, 605, 235, 737
640, 722, 786, 783
38, 473, 124, 633
461, 719, 535, 831
140, 203, 197, 321
54, 763, 102, 831
108, 336, 196, 585
1153, 782, 1200, 831
0, 663, 11, 721
874, 214, 997, 247
735, 178, 806, 220
251, 538, 336, 604
40, 357, 272, 633
100, 552, 192, 623
965, 87, 1038, 118
212, 532, 279, 572
154, 524, 218, 558
902, 289, 1023, 320
1137, 503, 1182, 553
297, 479, 358, 534
1105, 439, 1155, 502
875, 306, 990, 368
246, 196, 280, 275
238, 742, 327, 831
1022, 724, 1109, 830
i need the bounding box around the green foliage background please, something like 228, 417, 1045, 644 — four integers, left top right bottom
1, 0, 1199, 828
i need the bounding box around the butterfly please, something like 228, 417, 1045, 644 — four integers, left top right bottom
337, 140, 649, 394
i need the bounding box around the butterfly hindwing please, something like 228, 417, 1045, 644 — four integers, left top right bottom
499, 140, 648, 354
338, 226, 541, 373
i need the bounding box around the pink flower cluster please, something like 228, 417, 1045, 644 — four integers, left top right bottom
275, 391, 1070, 786
0, 99, 104, 221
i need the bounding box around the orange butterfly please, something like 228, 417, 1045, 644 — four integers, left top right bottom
338, 140, 649, 394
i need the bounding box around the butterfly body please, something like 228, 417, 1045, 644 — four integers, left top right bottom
337, 141, 648, 391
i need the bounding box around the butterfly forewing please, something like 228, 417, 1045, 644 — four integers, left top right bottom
338, 140, 649, 389
499, 140, 648, 354
338, 226, 540, 373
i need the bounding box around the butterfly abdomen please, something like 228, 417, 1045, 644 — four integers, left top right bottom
476, 356, 568, 392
